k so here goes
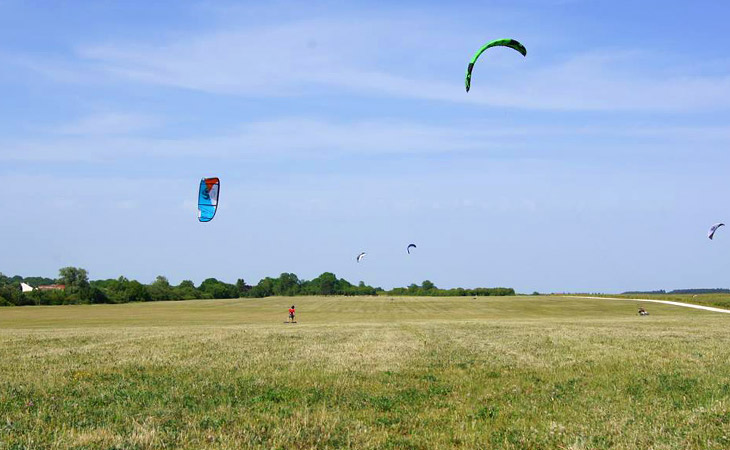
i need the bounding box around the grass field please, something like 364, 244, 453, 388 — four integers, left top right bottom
2, 295, 730, 449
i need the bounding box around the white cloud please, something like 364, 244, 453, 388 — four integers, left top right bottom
0, 117, 504, 162
2, 116, 730, 163
57, 19, 730, 112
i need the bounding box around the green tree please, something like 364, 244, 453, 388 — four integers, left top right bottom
98, 276, 130, 303
0, 284, 22, 306
179, 280, 195, 289
88, 287, 110, 304
199, 278, 238, 299
172, 280, 201, 300
148, 275, 173, 301
308, 272, 337, 295
58, 267, 90, 289
274, 273, 301, 296
57, 267, 90, 303
125, 280, 151, 302
249, 277, 275, 298
236, 279, 251, 296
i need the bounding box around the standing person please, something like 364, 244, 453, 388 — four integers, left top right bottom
288, 305, 296, 323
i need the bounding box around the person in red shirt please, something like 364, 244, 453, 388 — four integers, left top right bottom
288, 305, 296, 323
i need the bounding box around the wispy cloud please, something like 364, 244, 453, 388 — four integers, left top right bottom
53, 112, 163, 135
4, 115, 730, 164
0, 117, 498, 163
22, 17, 719, 112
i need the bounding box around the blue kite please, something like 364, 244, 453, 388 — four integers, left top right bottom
198, 177, 220, 222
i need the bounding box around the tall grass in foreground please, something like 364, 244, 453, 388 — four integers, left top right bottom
1, 295, 729, 449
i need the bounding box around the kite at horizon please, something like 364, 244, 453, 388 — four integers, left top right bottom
356, 252, 367, 263
407, 244, 417, 254
198, 177, 220, 222
465, 38, 526, 93
708, 223, 725, 240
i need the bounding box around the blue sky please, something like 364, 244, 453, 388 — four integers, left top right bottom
2, 0, 730, 293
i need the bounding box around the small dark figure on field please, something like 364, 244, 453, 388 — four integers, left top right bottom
288, 305, 296, 323
638, 307, 649, 316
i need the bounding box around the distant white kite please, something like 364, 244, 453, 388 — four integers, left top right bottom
708, 223, 725, 240
356, 252, 367, 263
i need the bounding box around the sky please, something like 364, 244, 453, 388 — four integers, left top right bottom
1, 0, 730, 293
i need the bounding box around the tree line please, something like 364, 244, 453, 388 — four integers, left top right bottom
622, 288, 730, 295
388, 280, 515, 297
0, 267, 514, 307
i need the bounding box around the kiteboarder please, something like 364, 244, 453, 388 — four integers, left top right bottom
288, 305, 296, 323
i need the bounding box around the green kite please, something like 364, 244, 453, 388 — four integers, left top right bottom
465, 38, 527, 92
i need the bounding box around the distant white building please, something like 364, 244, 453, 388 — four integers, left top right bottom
20, 283, 35, 293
